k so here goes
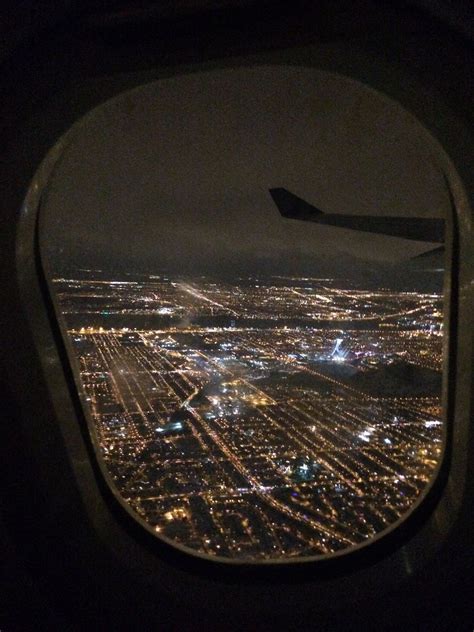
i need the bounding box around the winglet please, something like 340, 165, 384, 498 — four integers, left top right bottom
269, 188, 324, 219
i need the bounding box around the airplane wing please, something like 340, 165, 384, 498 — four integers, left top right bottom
269, 188, 445, 243
406, 245, 445, 270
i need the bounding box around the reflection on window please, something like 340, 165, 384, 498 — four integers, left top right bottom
41, 66, 447, 561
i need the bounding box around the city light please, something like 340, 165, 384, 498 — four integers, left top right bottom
53, 271, 444, 560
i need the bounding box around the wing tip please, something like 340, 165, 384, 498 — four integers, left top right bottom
268, 188, 324, 217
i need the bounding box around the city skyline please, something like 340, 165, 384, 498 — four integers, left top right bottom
51, 269, 444, 560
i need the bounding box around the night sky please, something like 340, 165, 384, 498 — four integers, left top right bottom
40, 65, 448, 279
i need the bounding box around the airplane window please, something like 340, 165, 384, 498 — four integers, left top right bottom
39, 66, 450, 562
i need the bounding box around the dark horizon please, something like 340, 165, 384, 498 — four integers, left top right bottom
50, 252, 445, 294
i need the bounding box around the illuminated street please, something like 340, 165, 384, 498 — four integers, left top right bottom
53, 272, 444, 560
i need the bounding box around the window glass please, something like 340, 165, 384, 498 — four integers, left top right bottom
40, 66, 448, 561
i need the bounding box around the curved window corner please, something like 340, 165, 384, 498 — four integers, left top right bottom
35, 65, 454, 563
